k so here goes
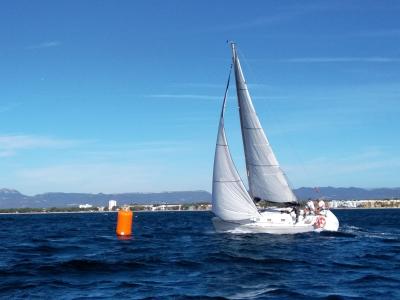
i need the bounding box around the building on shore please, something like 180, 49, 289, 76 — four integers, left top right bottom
126, 203, 212, 212
108, 200, 117, 211
329, 199, 400, 208
151, 204, 182, 211
78, 204, 93, 209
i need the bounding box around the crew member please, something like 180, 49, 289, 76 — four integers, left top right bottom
288, 203, 300, 223
306, 199, 315, 215
317, 199, 326, 215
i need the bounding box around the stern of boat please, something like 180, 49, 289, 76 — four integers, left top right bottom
322, 210, 339, 232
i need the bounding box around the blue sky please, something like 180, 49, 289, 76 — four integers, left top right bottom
0, 1, 399, 195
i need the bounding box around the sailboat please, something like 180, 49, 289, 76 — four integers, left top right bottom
211, 43, 339, 234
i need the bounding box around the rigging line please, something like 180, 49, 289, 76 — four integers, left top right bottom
235, 47, 262, 91
220, 63, 233, 119
247, 163, 279, 167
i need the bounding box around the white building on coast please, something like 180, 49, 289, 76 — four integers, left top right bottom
108, 200, 117, 210
329, 199, 400, 208
79, 204, 93, 209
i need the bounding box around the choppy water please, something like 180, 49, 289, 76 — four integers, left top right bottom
0, 209, 399, 299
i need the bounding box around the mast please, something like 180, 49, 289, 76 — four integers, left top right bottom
231, 43, 297, 204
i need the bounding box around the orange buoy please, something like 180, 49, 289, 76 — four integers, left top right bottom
116, 208, 133, 236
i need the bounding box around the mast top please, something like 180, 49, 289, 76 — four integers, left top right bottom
228, 41, 237, 61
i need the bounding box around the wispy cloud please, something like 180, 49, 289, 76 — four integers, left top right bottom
0, 135, 83, 157
168, 83, 274, 92
8, 138, 211, 194
357, 29, 400, 38
15, 163, 164, 194
170, 83, 223, 89
216, 14, 294, 32
82, 140, 192, 160
14, 159, 209, 195
26, 41, 61, 50
211, 3, 338, 32
145, 94, 220, 100
0, 102, 20, 113
280, 57, 400, 63
286, 149, 400, 188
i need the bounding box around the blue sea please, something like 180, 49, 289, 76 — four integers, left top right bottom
0, 209, 399, 299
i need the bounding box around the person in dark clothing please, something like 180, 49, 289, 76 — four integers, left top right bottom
289, 203, 300, 223
253, 197, 261, 203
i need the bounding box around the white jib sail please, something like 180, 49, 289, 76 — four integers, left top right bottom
212, 69, 261, 221
212, 118, 261, 221
231, 44, 297, 203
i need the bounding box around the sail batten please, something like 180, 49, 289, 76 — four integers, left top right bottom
248, 164, 279, 166
231, 44, 298, 204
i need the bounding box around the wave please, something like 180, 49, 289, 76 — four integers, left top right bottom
358, 253, 394, 260
350, 274, 400, 284
333, 261, 370, 270
320, 231, 357, 238
36, 259, 148, 274
206, 253, 309, 266
141, 296, 229, 300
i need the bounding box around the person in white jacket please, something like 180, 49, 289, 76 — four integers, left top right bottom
317, 199, 327, 215
305, 200, 315, 215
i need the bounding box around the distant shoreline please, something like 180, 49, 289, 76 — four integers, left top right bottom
332, 207, 400, 210
0, 209, 210, 215
0, 211, 117, 215
1, 207, 400, 215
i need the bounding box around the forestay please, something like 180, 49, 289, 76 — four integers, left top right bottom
231, 44, 297, 203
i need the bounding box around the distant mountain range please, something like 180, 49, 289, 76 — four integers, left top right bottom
294, 187, 400, 201
1, 187, 400, 209
0, 189, 211, 209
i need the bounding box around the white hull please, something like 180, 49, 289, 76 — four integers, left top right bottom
212, 209, 339, 234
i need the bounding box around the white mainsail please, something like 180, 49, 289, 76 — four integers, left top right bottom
212, 69, 261, 221
231, 44, 297, 203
